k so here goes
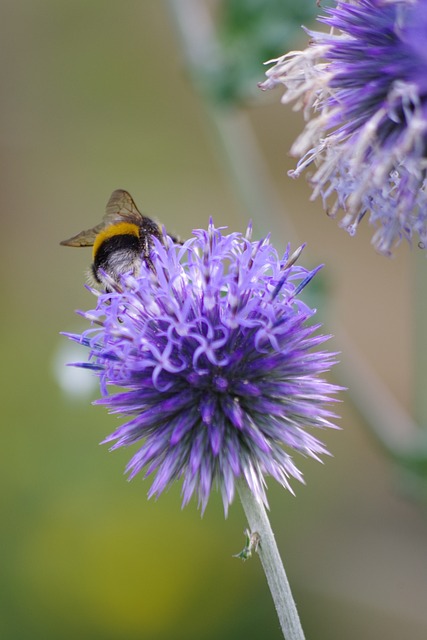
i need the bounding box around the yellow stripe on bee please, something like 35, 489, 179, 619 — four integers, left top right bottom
92, 222, 140, 259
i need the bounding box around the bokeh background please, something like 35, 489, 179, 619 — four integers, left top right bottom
1, 1, 426, 639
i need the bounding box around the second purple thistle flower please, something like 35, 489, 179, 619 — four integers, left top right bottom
67, 222, 341, 514
260, 0, 427, 255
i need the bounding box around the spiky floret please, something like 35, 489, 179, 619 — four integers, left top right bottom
260, 0, 427, 255
66, 222, 341, 513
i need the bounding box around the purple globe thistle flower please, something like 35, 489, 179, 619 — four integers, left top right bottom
260, 0, 427, 255
66, 222, 340, 513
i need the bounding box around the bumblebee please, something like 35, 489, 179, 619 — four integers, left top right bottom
60, 189, 168, 290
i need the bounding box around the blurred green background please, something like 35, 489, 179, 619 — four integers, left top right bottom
1, 1, 426, 639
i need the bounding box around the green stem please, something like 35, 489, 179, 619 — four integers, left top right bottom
236, 477, 305, 640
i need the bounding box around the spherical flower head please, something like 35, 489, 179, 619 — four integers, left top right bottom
66, 222, 341, 514
260, 0, 427, 255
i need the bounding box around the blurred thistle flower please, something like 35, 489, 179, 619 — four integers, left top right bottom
260, 0, 427, 255
65, 223, 340, 513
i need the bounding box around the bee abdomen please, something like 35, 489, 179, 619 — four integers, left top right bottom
92, 234, 142, 285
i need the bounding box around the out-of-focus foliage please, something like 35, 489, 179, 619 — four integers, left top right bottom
209, 0, 326, 104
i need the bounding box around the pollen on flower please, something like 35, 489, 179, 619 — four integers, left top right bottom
260, 0, 427, 255
65, 224, 341, 513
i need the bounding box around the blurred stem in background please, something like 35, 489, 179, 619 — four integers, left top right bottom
167, 0, 427, 492
168, 0, 297, 244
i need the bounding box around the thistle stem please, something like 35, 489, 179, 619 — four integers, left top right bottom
236, 478, 305, 640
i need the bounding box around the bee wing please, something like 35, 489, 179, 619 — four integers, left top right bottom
60, 223, 105, 247
104, 189, 143, 224
60, 189, 143, 247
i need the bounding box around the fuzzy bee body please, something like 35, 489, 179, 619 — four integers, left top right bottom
60, 190, 165, 290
